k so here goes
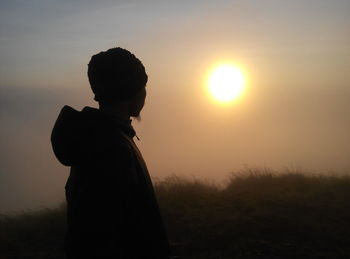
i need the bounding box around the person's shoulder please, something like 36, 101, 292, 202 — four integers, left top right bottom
100, 127, 133, 155
109, 128, 131, 148
93, 131, 136, 168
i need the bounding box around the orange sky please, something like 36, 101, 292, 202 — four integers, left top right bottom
1, 0, 349, 212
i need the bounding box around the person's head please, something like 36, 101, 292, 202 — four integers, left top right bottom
88, 47, 147, 117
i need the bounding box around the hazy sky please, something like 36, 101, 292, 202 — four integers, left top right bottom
1, 0, 349, 213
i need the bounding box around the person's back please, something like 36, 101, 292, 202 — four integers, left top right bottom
51, 47, 170, 258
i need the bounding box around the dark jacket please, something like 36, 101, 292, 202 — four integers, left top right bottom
51, 105, 170, 258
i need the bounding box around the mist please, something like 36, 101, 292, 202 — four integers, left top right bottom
1, 0, 349, 213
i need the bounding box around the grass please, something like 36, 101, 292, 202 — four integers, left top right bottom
1, 168, 350, 258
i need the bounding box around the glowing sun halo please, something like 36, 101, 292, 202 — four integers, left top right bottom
208, 65, 245, 103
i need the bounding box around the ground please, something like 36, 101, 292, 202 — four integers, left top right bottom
1, 169, 350, 258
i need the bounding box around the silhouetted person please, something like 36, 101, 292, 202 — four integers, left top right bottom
51, 47, 171, 258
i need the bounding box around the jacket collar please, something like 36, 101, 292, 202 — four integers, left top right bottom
81, 106, 137, 138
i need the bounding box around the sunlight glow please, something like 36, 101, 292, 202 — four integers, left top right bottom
208, 65, 245, 103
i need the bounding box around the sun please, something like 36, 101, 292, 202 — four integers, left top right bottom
208, 65, 245, 103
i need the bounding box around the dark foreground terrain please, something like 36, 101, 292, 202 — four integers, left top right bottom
1, 169, 350, 258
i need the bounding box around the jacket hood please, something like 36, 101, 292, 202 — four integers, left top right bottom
51, 105, 136, 166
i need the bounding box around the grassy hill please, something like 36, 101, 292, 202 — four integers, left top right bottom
1, 169, 350, 258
